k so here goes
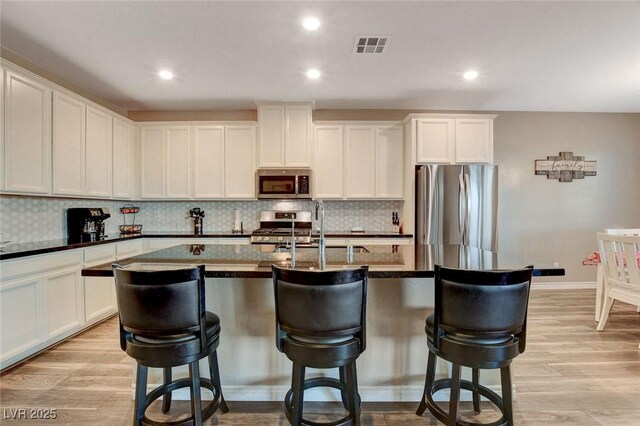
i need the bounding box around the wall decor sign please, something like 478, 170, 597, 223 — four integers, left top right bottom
535, 151, 597, 182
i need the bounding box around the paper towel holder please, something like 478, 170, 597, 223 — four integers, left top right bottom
232, 209, 243, 234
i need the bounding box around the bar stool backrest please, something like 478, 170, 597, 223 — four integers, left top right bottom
272, 266, 368, 351
113, 265, 207, 350
433, 265, 533, 352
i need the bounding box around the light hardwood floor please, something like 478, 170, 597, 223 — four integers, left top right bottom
1, 289, 639, 425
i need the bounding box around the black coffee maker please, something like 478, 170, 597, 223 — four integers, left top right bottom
67, 208, 111, 242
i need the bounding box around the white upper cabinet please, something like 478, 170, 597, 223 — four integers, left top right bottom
53, 92, 129, 199
52, 91, 86, 195
283, 104, 312, 167
416, 118, 455, 163
314, 125, 345, 199
257, 102, 312, 167
225, 125, 256, 198
165, 126, 191, 199
257, 104, 285, 167
346, 126, 376, 198
408, 114, 495, 164
112, 118, 134, 199
454, 118, 493, 163
140, 127, 165, 198
375, 125, 404, 199
314, 122, 403, 200
3, 70, 52, 194
192, 125, 225, 199
345, 124, 404, 199
141, 123, 256, 200
85, 106, 113, 197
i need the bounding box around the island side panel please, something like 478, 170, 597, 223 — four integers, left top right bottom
141, 276, 501, 401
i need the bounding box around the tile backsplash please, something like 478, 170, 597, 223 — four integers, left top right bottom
0, 196, 403, 243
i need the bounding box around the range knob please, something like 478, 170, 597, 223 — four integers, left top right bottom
263, 236, 270, 242
256, 236, 263, 242
277, 236, 283, 241
297, 237, 304, 242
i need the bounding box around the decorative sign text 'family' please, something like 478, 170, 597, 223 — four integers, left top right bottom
534, 152, 597, 182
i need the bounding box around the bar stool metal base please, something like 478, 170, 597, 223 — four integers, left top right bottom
284, 365, 361, 426
134, 358, 229, 426
416, 352, 513, 426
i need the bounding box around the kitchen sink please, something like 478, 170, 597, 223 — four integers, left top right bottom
271, 245, 370, 254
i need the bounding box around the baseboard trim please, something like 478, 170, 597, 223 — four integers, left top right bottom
531, 281, 595, 290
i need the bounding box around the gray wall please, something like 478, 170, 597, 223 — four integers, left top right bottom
494, 112, 640, 283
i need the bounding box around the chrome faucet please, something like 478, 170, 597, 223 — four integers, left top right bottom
289, 218, 296, 268
315, 200, 326, 264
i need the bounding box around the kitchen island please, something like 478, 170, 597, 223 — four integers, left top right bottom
83, 243, 564, 278
82, 244, 563, 402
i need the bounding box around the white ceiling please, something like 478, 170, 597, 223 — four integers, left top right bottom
1, 1, 639, 112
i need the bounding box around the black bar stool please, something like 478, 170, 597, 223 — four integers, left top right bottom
113, 264, 228, 426
416, 265, 533, 426
272, 265, 368, 426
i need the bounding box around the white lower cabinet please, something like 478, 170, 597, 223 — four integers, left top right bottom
84, 277, 115, 324
0, 250, 83, 369
0, 275, 42, 363
83, 244, 118, 325
116, 239, 144, 260
43, 267, 83, 339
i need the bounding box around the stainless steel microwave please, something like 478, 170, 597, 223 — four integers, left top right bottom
256, 168, 312, 199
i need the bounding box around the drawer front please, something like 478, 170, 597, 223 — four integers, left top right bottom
116, 240, 144, 260
1, 250, 83, 281
84, 244, 117, 266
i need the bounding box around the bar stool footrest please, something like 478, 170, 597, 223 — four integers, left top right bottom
284, 377, 361, 426
142, 377, 223, 426
425, 378, 507, 426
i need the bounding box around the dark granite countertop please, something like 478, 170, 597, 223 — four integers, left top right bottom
0, 234, 144, 260
0, 232, 412, 261
82, 244, 564, 279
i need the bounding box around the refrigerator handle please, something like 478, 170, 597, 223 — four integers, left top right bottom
463, 172, 471, 245
458, 173, 465, 239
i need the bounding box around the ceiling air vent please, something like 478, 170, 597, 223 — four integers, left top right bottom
354, 35, 389, 54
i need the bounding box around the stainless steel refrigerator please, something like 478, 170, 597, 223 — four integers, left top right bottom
416, 164, 498, 251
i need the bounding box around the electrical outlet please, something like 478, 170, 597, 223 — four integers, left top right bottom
553, 262, 560, 267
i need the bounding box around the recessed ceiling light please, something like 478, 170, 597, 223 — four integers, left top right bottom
306, 69, 321, 80
158, 70, 174, 80
302, 17, 320, 31
463, 70, 478, 81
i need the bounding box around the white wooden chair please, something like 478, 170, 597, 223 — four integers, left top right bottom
596, 232, 640, 348
595, 229, 640, 321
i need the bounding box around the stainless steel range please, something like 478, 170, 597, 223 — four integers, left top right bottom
251, 210, 313, 244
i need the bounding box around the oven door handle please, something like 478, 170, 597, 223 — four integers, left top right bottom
294, 175, 299, 195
